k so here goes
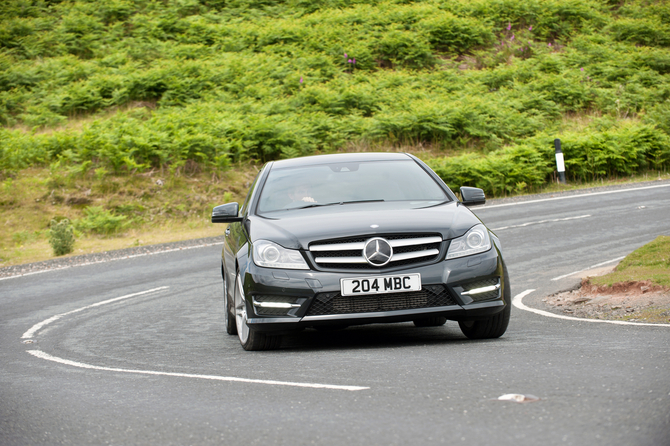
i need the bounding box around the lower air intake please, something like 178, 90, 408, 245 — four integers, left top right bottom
306, 285, 457, 316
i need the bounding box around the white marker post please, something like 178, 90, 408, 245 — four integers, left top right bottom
554, 138, 566, 184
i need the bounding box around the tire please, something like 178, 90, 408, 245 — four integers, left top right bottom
413, 316, 447, 327
234, 271, 282, 351
223, 268, 237, 335
458, 267, 511, 340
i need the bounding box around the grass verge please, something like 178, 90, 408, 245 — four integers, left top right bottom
0, 165, 256, 267
590, 236, 670, 288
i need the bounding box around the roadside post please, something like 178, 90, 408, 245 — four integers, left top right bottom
554, 139, 566, 184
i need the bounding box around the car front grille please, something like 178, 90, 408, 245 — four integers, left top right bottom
308, 234, 443, 271
306, 285, 457, 316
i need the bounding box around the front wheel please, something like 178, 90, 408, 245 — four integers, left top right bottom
458, 268, 511, 340
234, 271, 282, 351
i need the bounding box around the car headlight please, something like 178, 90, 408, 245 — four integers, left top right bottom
446, 224, 492, 260
253, 240, 309, 270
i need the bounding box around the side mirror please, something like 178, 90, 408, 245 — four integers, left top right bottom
460, 187, 486, 206
212, 203, 243, 223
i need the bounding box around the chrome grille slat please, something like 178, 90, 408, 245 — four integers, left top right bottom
390, 249, 440, 261
389, 236, 442, 247
310, 242, 365, 252
314, 256, 369, 264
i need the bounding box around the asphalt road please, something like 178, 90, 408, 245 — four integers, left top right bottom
2, 181, 670, 446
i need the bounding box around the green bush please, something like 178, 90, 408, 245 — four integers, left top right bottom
608, 19, 670, 47
428, 145, 552, 196
426, 121, 670, 195
375, 30, 435, 68
418, 14, 494, 54
49, 218, 75, 256
74, 206, 128, 235
441, 0, 607, 40
554, 125, 670, 180
0, 0, 669, 194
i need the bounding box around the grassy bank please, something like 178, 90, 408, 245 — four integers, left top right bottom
590, 235, 670, 288
0, 164, 256, 266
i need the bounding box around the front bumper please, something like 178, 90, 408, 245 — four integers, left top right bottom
241, 245, 506, 333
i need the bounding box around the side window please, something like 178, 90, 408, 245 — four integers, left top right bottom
240, 170, 262, 216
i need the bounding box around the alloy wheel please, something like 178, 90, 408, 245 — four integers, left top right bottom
235, 272, 250, 344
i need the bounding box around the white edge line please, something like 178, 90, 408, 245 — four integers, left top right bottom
551, 256, 626, 281
492, 214, 591, 231
478, 183, 670, 210
27, 350, 368, 392
21, 286, 170, 339
0, 242, 225, 282
23, 285, 370, 391
513, 289, 670, 327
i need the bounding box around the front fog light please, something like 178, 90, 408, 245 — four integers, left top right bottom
446, 224, 492, 259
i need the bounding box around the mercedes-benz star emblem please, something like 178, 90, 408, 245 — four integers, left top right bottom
364, 238, 393, 266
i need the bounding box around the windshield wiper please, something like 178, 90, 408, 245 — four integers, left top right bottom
341, 199, 384, 205
294, 201, 342, 209
295, 199, 384, 210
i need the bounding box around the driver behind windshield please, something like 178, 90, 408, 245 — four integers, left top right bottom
288, 182, 316, 204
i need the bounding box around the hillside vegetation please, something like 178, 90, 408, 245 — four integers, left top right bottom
1, 0, 670, 264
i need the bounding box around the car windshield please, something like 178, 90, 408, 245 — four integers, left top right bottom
257, 160, 449, 213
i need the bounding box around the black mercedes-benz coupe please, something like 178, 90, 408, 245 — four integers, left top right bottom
212, 152, 510, 350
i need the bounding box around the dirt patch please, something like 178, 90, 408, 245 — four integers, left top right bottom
544, 279, 670, 324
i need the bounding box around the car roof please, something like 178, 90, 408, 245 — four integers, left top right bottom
268, 152, 413, 169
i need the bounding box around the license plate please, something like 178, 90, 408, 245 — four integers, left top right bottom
340, 273, 421, 297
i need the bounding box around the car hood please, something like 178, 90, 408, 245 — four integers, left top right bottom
249, 201, 483, 250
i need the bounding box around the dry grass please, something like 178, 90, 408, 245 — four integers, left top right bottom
534, 170, 670, 195
0, 164, 257, 267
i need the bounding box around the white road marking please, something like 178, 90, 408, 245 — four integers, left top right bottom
0, 241, 225, 281
551, 256, 626, 281
513, 290, 670, 327
27, 350, 368, 391
22, 287, 170, 339
492, 214, 591, 231
23, 286, 370, 391
477, 183, 670, 210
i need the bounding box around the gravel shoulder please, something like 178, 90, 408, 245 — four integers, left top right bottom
542, 274, 670, 324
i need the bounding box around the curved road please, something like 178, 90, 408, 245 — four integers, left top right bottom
2, 182, 670, 445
